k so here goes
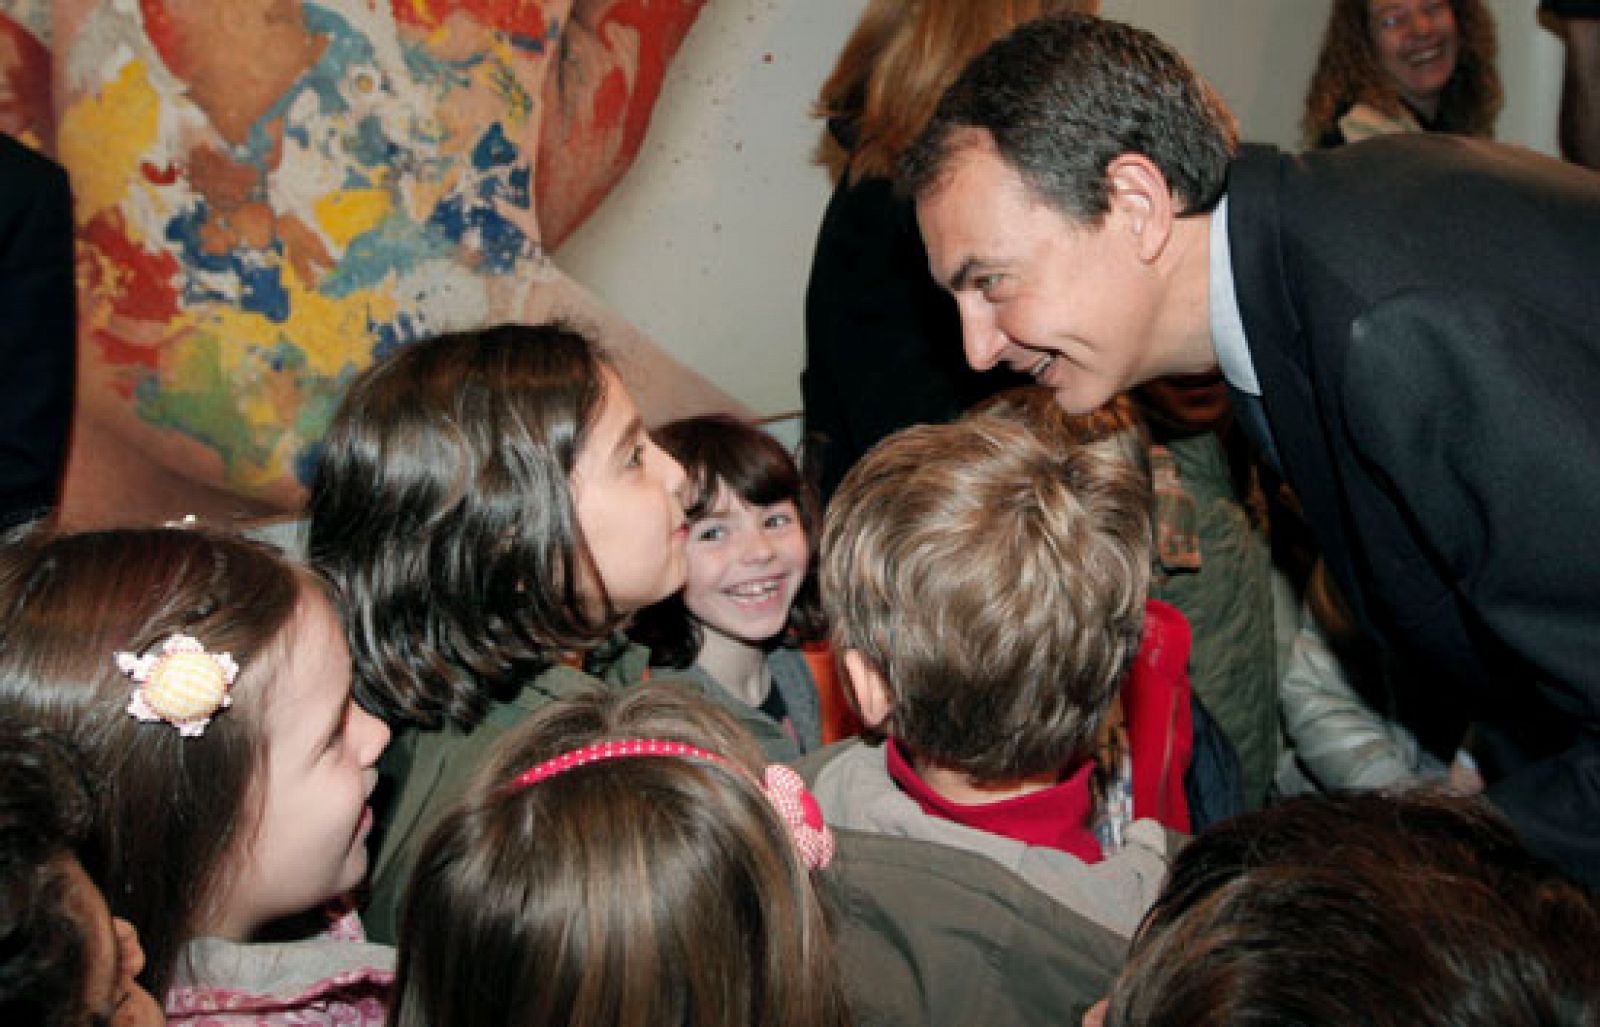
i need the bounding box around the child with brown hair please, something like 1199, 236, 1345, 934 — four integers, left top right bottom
307, 322, 693, 944
630, 414, 830, 761
389, 682, 850, 1027
818, 413, 1174, 915
803, 413, 1177, 1024
0, 526, 393, 1023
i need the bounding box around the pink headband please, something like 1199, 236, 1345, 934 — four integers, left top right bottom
506, 739, 835, 870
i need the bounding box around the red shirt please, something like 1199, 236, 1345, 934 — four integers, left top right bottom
886, 737, 1104, 863
882, 599, 1196, 862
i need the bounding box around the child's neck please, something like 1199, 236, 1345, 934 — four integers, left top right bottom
913, 755, 1061, 806
695, 626, 771, 708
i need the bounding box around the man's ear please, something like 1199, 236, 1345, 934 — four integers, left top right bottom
1106, 152, 1176, 263
841, 649, 894, 730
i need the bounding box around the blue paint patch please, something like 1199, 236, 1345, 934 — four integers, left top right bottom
429, 193, 470, 243
401, 36, 482, 96
471, 123, 518, 169
508, 31, 545, 53
319, 213, 454, 298
165, 207, 298, 316
472, 211, 529, 273
350, 115, 396, 166
302, 3, 382, 93
165, 206, 235, 278
238, 261, 291, 323
426, 197, 530, 274
371, 310, 425, 363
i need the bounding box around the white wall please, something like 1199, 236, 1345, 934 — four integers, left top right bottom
557, 0, 862, 420
558, 0, 1567, 419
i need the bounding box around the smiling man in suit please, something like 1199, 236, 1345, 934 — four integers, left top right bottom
902, 12, 1600, 886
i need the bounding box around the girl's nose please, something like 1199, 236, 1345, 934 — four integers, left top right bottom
353, 703, 391, 765
653, 441, 689, 503
740, 532, 777, 565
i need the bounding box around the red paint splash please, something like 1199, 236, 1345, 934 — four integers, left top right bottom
80, 212, 183, 371
594, 0, 706, 150
392, 0, 551, 35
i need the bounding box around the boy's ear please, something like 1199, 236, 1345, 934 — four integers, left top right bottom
841, 649, 894, 730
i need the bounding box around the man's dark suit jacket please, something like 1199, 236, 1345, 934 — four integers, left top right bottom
1227, 135, 1600, 885
0, 132, 74, 527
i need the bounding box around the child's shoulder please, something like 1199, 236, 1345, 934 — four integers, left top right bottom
821, 824, 1128, 1024
167, 918, 395, 1026
802, 738, 1171, 937
497, 634, 654, 715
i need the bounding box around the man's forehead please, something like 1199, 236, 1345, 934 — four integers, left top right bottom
918, 128, 1013, 203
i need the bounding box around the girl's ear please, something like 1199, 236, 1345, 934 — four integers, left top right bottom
841, 649, 893, 729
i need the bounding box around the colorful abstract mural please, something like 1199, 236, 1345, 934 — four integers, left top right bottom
0, 0, 726, 525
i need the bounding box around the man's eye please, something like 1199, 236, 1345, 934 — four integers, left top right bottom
626, 443, 644, 469
974, 273, 1006, 298
695, 524, 726, 542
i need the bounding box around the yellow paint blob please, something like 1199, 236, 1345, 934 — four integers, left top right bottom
57, 60, 163, 225
315, 188, 394, 250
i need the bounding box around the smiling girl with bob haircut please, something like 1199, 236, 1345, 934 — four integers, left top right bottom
631, 414, 829, 761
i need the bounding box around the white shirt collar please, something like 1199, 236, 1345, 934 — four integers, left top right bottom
1208, 195, 1260, 396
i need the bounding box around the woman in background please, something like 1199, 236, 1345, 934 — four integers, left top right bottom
1302, 0, 1501, 147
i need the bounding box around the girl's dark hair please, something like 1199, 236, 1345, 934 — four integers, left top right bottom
629, 415, 825, 668
0, 526, 304, 1001
0, 725, 95, 1026
389, 683, 853, 1027
1301, 0, 1502, 146
308, 323, 618, 731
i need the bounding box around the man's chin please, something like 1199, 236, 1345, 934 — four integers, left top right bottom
1050, 384, 1117, 416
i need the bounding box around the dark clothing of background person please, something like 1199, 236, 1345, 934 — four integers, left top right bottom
1543, 0, 1600, 168
802, 120, 1023, 506
0, 132, 74, 528
1225, 134, 1600, 885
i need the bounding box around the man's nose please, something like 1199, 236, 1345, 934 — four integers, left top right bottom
960, 305, 1007, 372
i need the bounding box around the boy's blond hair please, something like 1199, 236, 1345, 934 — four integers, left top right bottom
821, 414, 1151, 782
972, 387, 1150, 480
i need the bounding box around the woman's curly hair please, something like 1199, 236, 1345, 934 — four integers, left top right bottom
1302, 0, 1502, 147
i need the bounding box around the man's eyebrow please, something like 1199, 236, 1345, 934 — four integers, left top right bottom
945, 256, 981, 293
